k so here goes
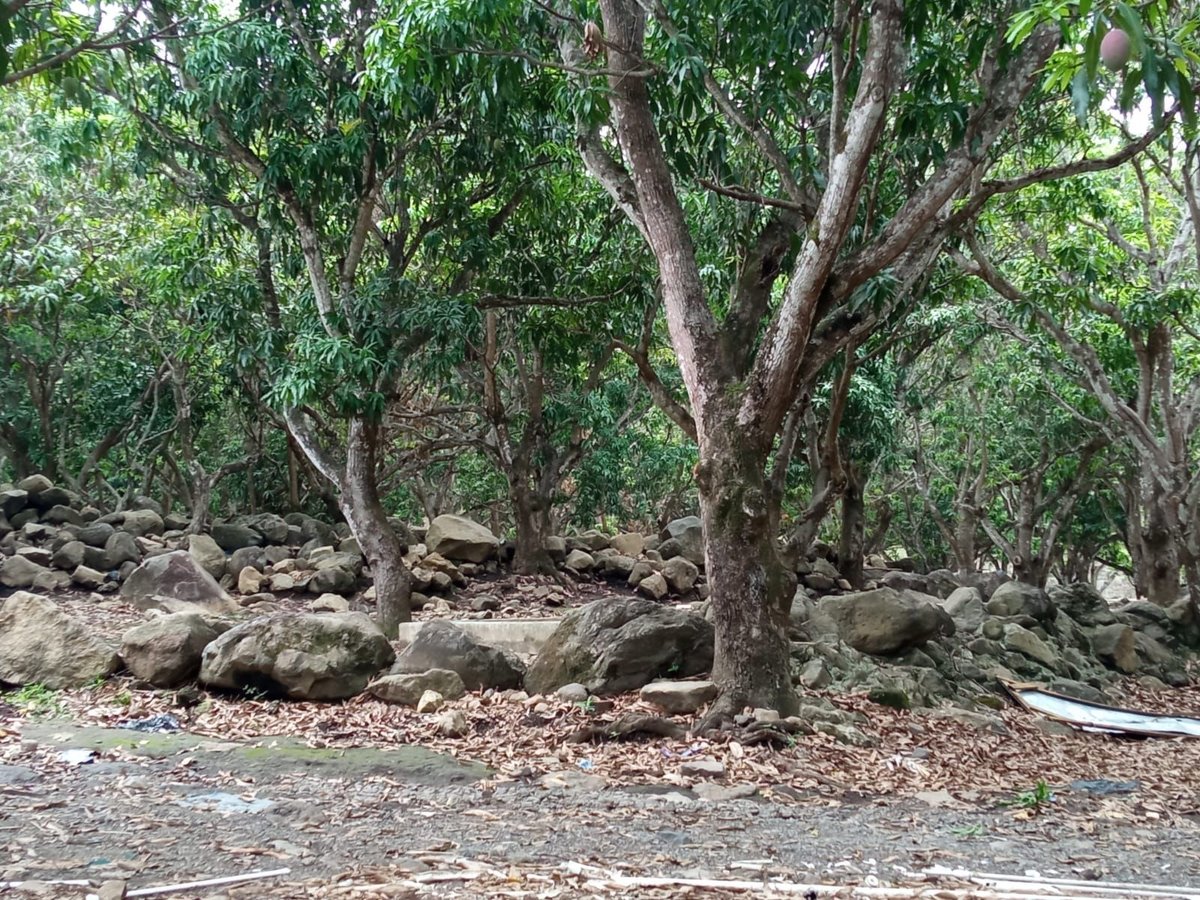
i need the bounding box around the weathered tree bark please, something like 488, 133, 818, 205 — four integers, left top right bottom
341, 418, 411, 636
287, 409, 412, 636
697, 425, 798, 718
837, 464, 865, 589
509, 474, 556, 575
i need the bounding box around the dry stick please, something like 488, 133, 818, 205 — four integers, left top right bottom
559, 863, 1200, 899
82, 868, 292, 899
924, 867, 1200, 899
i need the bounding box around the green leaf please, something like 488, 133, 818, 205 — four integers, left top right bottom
1070, 67, 1090, 126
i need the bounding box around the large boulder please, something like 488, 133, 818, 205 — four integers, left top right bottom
121, 613, 223, 687
121, 509, 164, 538
820, 588, 954, 656
241, 513, 290, 545
187, 533, 228, 580
390, 620, 524, 691
986, 581, 1053, 622
210, 522, 263, 552
1091, 623, 1138, 673
424, 515, 499, 563
942, 586, 985, 632
0, 555, 49, 589
200, 612, 395, 700
120, 551, 237, 614
0, 592, 119, 688
0, 489, 28, 519
1049, 583, 1116, 627
103, 531, 142, 568
658, 516, 705, 567
524, 597, 714, 696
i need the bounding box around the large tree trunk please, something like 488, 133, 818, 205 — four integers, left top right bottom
510, 478, 555, 575
341, 418, 411, 636
698, 429, 798, 719
837, 464, 865, 589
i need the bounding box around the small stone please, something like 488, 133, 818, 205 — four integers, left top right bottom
310, 593, 349, 613
269, 573, 296, 591
798, 659, 831, 689
680, 758, 725, 779
640, 680, 718, 714
416, 690, 445, 713
97, 881, 127, 900
471, 595, 501, 612
752, 707, 780, 723
237, 566, 266, 594
435, 709, 469, 737
556, 683, 589, 702
565, 549, 595, 572
71, 564, 105, 589
540, 770, 607, 792
694, 783, 758, 801
636, 571, 669, 601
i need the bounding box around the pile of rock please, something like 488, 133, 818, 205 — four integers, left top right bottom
790, 578, 1196, 710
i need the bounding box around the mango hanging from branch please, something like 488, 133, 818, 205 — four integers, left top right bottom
1100, 28, 1132, 72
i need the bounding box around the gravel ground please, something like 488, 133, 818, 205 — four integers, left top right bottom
2, 719, 1199, 898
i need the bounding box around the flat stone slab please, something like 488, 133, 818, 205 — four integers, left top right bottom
20, 724, 489, 785
396, 618, 561, 655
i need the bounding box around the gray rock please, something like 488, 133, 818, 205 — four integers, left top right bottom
15, 474, 53, 494
798, 659, 831, 689
659, 516, 705, 566
636, 571, 669, 601
610, 533, 645, 557
0, 591, 119, 688
821, 588, 954, 656
942, 586, 985, 632
200, 612, 395, 700
542, 536, 567, 562
121, 509, 164, 537
639, 679, 718, 714
556, 682, 589, 702
229, 546, 267, 575
597, 554, 636, 578
120, 550, 237, 614
43, 504, 82, 526
987, 581, 1053, 621
121, 613, 222, 687
1002, 624, 1058, 669
0, 489, 28, 519
391, 620, 524, 691
70, 565, 105, 589
368, 669, 467, 705
424, 515, 499, 563
661, 556, 699, 594
77, 522, 115, 548
17, 546, 52, 567
51, 540, 86, 571
307, 566, 356, 595
1091, 623, 1138, 673
680, 758, 724, 778
187, 533, 228, 579
211, 522, 263, 551
241, 513, 289, 545
104, 531, 142, 568
575, 530, 610, 552
524, 597, 714, 696
0, 555, 49, 589
1048, 583, 1116, 626
565, 549, 595, 573
1047, 678, 1107, 703
310, 593, 349, 613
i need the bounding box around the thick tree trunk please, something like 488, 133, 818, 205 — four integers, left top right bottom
698, 432, 798, 720
341, 418, 411, 636
837, 465, 865, 589
510, 481, 555, 575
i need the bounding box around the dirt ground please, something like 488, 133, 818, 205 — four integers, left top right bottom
3, 700, 1200, 898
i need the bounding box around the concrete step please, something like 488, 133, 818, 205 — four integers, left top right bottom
395, 618, 561, 655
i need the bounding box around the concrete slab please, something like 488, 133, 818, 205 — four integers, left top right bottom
395, 618, 561, 655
